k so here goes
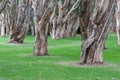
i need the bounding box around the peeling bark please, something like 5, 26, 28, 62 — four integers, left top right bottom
33, 0, 56, 56
50, 0, 80, 39
8, 0, 32, 43
79, 0, 116, 64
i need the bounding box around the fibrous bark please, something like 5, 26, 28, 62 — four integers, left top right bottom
50, 0, 80, 39
32, 0, 56, 56
79, 0, 116, 64
8, 0, 32, 43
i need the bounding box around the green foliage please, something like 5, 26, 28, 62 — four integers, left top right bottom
0, 33, 120, 80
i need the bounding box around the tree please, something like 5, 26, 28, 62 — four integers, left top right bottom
0, 13, 6, 37
8, 0, 32, 43
49, 0, 80, 39
110, 17, 116, 32
0, 0, 8, 13
0, 4, 10, 37
0, 0, 8, 37
79, 0, 116, 64
32, 0, 57, 56
116, 0, 120, 46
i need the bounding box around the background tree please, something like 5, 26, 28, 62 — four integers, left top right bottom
116, 0, 120, 46
49, 0, 80, 39
0, 13, 6, 37
8, 0, 32, 43
79, 0, 116, 64
0, 0, 8, 13
0, 0, 8, 37
32, 0, 57, 56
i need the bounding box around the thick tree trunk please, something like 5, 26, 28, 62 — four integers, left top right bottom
33, 0, 56, 56
8, 0, 32, 43
116, 0, 120, 46
8, 0, 18, 43
79, 0, 116, 64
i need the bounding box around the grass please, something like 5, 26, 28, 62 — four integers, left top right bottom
0, 33, 120, 80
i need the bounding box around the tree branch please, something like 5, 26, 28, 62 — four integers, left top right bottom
0, 0, 8, 13
63, 0, 80, 23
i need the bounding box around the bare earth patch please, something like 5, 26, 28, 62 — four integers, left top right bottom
0, 42, 28, 45
57, 61, 117, 68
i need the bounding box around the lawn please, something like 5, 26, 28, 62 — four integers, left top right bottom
0, 33, 120, 80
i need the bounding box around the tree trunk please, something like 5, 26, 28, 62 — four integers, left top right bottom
5, 6, 10, 35
8, 0, 18, 43
8, 0, 32, 43
0, 0, 8, 37
50, 0, 80, 39
1, 13, 6, 37
0, 0, 7, 13
110, 17, 116, 32
79, 0, 116, 65
32, 0, 56, 56
30, 21, 35, 36
116, 0, 120, 46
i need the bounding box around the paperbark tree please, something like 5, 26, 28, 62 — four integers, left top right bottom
0, 4, 10, 37
0, 13, 6, 37
110, 17, 116, 32
79, 0, 116, 64
0, 0, 8, 36
0, 0, 8, 13
32, 0, 57, 56
50, 0, 80, 39
116, 0, 120, 46
4, 4, 10, 35
8, 0, 32, 43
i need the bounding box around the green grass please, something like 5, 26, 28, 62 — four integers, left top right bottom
0, 33, 120, 80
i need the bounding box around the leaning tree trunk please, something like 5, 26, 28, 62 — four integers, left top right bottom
32, 0, 56, 56
79, 0, 116, 65
116, 0, 120, 46
17, 0, 32, 43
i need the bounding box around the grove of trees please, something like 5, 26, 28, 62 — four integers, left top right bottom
0, 0, 118, 65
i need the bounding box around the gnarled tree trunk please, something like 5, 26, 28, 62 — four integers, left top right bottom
32, 0, 56, 56
8, 0, 32, 43
79, 0, 116, 64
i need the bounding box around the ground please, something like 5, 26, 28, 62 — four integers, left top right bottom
0, 33, 120, 80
